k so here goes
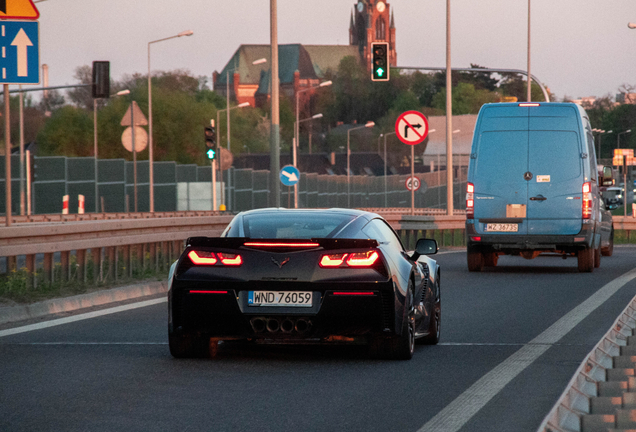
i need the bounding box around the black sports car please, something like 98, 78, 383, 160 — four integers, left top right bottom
168, 208, 441, 360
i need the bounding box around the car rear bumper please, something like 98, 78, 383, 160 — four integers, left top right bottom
168, 280, 396, 341
466, 221, 595, 253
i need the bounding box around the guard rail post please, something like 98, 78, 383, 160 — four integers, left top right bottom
161, 241, 169, 271
107, 247, 115, 282
43, 253, 53, 285
6, 256, 16, 273
149, 243, 157, 272
122, 245, 131, 279
91, 248, 101, 284
60, 251, 69, 282
25, 254, 35, 289
76, 249, 86, 284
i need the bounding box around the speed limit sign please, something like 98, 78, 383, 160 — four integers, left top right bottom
405, 176, 421, 191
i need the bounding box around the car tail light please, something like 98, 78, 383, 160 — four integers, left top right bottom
319, 250, 380, 268
189, 290, 228, 294
582, 181, 592, 219
187, 250, 243, 266
346, 251, 379, 267
319, 253, 348, 267
188, 250, 217, 265
466, 182, 474, 219
332, 292, 375, 296
471, 236, 482, 242
218, 253, 242, 266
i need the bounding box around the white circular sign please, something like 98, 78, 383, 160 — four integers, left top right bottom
395, 111, 429, 145
405, 176, 421, 192
121, 126, 148, 153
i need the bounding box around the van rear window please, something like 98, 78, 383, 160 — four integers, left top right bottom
529, 131, 581, 182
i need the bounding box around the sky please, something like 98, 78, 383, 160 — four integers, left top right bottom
18, 0, 636, 101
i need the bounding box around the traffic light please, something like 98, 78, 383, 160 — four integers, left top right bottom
92, 61, 110, 98
371, 43, 389, 82
205, 124, 216, 160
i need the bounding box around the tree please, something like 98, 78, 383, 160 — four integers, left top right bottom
431, 82, 498, 115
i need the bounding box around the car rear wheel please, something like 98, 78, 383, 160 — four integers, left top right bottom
419, 279, 441, 345
169, 333, 212, 359
369, 287, 415, 360
467, 247, 484, 272
602, 229, 614, 257
577, 247, 594, 273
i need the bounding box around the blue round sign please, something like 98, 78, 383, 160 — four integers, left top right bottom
279, 165, 300, 186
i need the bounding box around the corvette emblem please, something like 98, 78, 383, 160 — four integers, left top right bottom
271, 257, 290, 269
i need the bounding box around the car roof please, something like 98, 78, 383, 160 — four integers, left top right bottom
236, 207, 380, 219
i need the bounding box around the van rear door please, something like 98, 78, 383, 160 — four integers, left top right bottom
472, 106, 529, 235
527, 106, 583, 235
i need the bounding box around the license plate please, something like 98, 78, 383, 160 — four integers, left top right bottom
248, 291, 313, 307
485, 223, 518, 232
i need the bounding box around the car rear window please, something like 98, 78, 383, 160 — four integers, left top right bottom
241, 213, 355, 239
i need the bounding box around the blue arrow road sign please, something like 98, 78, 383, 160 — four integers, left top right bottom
0, 21, 39, 84
279, 165, 300, 186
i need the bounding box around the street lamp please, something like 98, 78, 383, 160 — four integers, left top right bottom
618, 129, 632, 149
347, 121, 375, 208
593, 129, 613, 160
216, 102, 250, 209
93, 89, 130, 213
629, 23, 636, 29
148, 29, 193, 213
295, 80, 332, 158
292, 113, 323, 208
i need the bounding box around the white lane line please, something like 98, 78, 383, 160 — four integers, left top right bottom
0, 298, 167, 338
418, 267, 636, 432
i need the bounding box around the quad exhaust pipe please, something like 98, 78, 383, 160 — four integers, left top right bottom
250, 317, 312, 334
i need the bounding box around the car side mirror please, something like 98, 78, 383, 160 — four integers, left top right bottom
411, 238, 438, 261
601, 166, 614, 187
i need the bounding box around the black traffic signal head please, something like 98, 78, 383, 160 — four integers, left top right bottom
204, 125, 216, 148
371, 43, 389, 82
92, 61, 110, 98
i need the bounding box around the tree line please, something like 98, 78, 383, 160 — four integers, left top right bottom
1, 57, 633, 166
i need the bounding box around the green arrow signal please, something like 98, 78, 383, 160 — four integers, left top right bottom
207, 149, 216, 160
376, 68, 384, 77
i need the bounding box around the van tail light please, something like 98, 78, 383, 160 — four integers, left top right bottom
466, 182, 475, 219
188, 250, 242, 266
319, 251, 379, 268
582, 182, 592, 219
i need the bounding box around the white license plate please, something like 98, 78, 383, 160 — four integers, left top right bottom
485, 223, 518, 232
248, 291, 313, 307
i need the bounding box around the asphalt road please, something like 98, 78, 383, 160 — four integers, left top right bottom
2, 247, 636, 432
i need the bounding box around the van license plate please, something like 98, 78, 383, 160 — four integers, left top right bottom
485, 223, 518, 232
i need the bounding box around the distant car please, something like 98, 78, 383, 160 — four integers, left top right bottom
168, 208, 441, 360
602, 187, 623, 209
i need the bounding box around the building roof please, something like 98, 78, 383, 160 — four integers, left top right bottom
303, 45, 360, 77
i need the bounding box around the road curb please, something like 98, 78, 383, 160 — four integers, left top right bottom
0, 281, 169, 326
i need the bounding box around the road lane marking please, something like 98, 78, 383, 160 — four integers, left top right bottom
5, 342, 167, 345
0, 297, 167, 338
417, 267, 636, 432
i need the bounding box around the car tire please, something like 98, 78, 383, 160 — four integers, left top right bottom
602, 229, 614, 257
577, 247, 594, 273
594, 245, 601, 268
369, 287, 415, 360
169, 333, 210, 359
484, 252, 498, 267
418, 278, 441, 345
467, 247, 484, 272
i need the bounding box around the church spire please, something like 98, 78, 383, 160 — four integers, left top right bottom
390, 9, 395, 28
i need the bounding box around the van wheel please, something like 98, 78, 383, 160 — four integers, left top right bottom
594, 245, 601, 268
467, 247, 484, 272
602, 229, 614, 257
577, 247, 594, 273
484, 252, 498, 267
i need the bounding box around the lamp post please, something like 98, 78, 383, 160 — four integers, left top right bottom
382, 131, 396, 208
216, 102, 250, 209
295, 81, 332, 157
347, 121, 375, 208
445, 0, 454, 216
292, 113, 322, 208
148, 30, 193, 213
527, 0, 532, 102
618, 129, 632, 149
93, 89, 130, 213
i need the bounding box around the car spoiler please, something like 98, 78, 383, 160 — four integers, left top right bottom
186, 237, 379, 250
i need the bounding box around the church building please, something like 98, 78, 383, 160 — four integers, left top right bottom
212, 1, 397, 112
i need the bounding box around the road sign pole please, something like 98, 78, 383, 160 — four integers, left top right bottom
211, 159, 217, 211
4, 84, 11, 226
131, 102, 137, 212
411, 145, 415, 215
